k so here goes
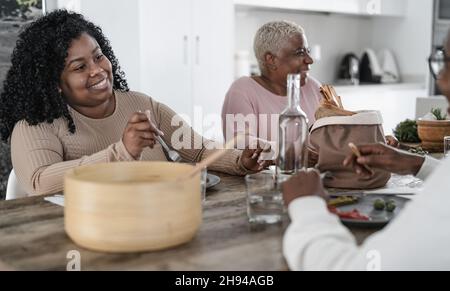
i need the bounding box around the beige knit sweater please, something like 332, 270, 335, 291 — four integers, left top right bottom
11, 91, 248, 196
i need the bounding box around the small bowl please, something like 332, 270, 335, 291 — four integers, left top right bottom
64, 162, 201, 253
417, 119, 450, 152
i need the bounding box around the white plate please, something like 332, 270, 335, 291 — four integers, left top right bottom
206, 174, 220, 189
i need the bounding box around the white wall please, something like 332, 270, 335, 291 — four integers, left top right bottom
235, 8, 373, 84
369, 0, 433, 84
235, 0, 433, 85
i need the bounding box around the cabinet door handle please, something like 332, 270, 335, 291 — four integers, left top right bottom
195, 35, 200, 65
183, 35, 188, 65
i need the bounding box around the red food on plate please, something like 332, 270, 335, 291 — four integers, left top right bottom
328, 206, 370, 221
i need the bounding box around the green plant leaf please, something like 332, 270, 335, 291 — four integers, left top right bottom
393, 119, 421, 143
431, 108, 447, 120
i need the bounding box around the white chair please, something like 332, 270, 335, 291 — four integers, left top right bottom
5, 170, 27, 200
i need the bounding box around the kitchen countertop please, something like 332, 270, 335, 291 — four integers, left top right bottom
331, 81, 428, 135
334, 82, 426, 92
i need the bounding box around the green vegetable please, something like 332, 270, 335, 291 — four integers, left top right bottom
408, 146, 428, 155
373, 199, 386, 211
431, 108, 447, 120
386, 200, 396, 212
393, 119, 421, 143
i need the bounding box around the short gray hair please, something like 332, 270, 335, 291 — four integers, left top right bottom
253, 20, 305, 70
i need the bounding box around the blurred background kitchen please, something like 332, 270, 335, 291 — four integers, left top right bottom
0, 0, 449, 198
14, 0, 446, 133
39, 0, 444, 136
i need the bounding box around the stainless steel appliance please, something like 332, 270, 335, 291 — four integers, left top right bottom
430, 0, 450, 95
337, 53, 360, 85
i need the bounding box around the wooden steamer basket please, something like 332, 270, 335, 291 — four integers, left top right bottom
64, 162, 202, 253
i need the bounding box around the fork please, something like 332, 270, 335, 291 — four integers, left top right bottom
142, 109, 182, 162
156, 135, 182, 162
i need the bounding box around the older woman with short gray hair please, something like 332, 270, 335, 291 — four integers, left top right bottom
254, 20, 305, 75
222, 20, 322, 142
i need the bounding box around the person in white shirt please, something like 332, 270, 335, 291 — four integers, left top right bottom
281, 33, 450, 271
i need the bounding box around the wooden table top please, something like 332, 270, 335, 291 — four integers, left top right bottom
0, 173, 380, 271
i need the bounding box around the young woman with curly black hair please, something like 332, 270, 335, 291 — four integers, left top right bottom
0, 10, 271, 196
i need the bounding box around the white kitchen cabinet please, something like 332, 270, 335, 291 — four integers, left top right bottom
140, 0, 234, 134
379, 0, 406, 17
191, 0, 234, 138
234, 0, 302, 11
234, 0, 406, 17
139, 0, 193, 119
330, 0, 361, 14
234, 0, 335, 12
336, 83, 427, 135
359, 0, 406, 16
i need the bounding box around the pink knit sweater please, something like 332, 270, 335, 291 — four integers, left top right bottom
222, 76, 322, 141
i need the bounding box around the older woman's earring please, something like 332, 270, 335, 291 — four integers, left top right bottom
270, 65, 277, 71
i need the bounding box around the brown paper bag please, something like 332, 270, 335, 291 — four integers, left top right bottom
309, 111, 391, 189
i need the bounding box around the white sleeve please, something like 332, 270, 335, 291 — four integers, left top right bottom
283, 197, 367, 270
284, 157, 450, 271
415, 155, 441, 180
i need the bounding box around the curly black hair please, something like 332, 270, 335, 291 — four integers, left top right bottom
0, 9, 129, 142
